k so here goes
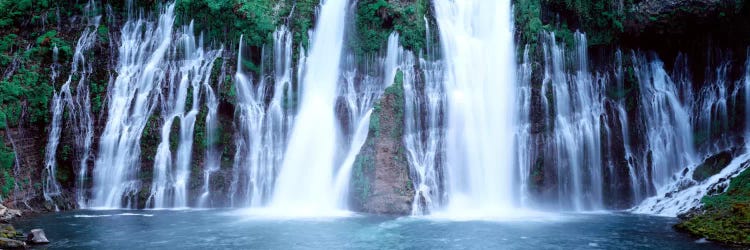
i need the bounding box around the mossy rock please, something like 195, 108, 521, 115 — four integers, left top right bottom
676, 166, 750, 245
693, 151, 733, 182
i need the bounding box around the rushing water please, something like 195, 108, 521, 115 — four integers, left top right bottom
15, 210, 722, 249
432, 0, 518, 216
36, 0, 750, 225
540, 31, 606, 210
147, 22, 220, 209
229, 29, 294, 208
43, 0, 100, 207
91, 2, 178, 208
269, 0, 349, 215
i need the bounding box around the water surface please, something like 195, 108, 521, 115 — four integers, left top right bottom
16, 210, 722, 249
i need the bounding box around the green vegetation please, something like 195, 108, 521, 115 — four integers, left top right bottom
352, 0, 428, 57
676, 168, 750, 245
0, 136, 15, 199
514, 0, 628, 57
351, 153, 374, 204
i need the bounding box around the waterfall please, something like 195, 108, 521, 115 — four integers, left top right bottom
43, 88, 65, 204
516, 45, 532, 208
147, 22, 220, 209
693, 56, 731, 153
612, 49, 643, 205
632, 50, 750, 216
632, 52, 696, 191
539, 31, 605, 210
92, 2, 176, 208
268, 0, 349, 215
43, 0, 99, 207
335, 33, 400, 208
403, 24, 446, 215
197, 57, 226, 208
230, 27, 294, 208
432, 0, 517, 215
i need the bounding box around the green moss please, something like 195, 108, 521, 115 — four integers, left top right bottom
386, 71, 405, 139
676, 167, 750, 245
352, 154, 374, 203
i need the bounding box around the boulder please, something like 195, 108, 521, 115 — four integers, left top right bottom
26, 229, 49, 244
0, 204, 21, 222
0, 237, 26, 249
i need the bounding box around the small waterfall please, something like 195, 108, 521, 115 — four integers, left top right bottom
92, 2, 177, 208
632, 52, 696, 191
540, 31, 605, 210
197, 57, 226, 208
692, 50, 743, 155
269, 0, 349, 215
43, 88, 66, 204
148, 22, 220, 209
432, 0, 518, 215
403, 27, 446, 215
612, 49, 643, 204
229, 27, 294, 207
633, 50, 750, 216
43, 0, 100, 207
516, 45, 533, 208
335, 33, 400, 208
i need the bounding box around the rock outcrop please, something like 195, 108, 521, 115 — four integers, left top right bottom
349, 76, 414, 215
27, 229, 49, 244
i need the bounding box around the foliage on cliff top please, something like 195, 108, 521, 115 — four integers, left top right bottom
172, 0, 321, 53
352, 0, 428, 57
676, 167, 750, 245
0, 0, 82, 127
515, 0, 627, 49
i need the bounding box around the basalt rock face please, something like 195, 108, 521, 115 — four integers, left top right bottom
349, 80, 414, 215
625, 0, 744, 37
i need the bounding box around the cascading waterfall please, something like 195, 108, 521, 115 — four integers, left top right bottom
92, 2, 176, 208
402, 22, 446, 214
230, 28, 294, 208
611, 49, 643, 205
43, 0, 99, 207
43, 87, 65, 203
633, 50, 750, 216
197, 57, 226, 208
336, 34, 401, 208
147, 22, 220, 209
432, 0, 518, 215
516, 45, 533, 208
692, 50, 748, 154
540, 31, 605, 210
268, 0, 349, 215
632, 52, 696, 191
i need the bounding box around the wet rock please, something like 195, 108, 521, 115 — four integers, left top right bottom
0, 237, 26, 249
625, 0, 741, 35
26, 229, 49, 244
692, 151, 732, 182
349, 77, 414, 215
0, 224, 21, 239
0, 204, 21, 222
